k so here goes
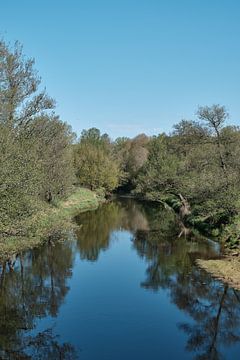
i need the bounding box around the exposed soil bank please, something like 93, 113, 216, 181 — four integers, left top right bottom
197, 251, 240, 290
0, 188, 103, 260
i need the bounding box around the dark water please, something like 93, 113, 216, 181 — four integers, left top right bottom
0, 199, 240, 359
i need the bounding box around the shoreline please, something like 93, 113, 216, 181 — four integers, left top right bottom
131, 193, 240, 289
196, 250, 240, 290
2, 189, 240, 291
0, 188, 103, 261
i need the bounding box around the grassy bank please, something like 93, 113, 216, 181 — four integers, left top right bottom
142, 194, 240, 290
0, 188, 102, 260
197, 252, 240, 290
195, 216, 240, 290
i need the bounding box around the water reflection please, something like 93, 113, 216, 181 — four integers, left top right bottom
0, 241, 77, 359
132, 206, 240, 360
0, 199, 239, 359
74, 202, 122, 261
74, 199, 150, 261
178, 282, 240, 360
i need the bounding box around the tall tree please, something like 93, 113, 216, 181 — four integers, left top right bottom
0, 39, 75, 235
197, 104, 228, 171
0, 40, 54, 128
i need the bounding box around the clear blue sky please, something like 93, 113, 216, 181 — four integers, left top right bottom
1, 0, 240, 138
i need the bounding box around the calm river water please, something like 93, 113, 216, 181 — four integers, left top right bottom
0, 199, 240, 359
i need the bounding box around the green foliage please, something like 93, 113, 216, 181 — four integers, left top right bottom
219, 216, 240, 249
113, 134, 149, 190
0, 187, 101, 259
25, 115, 76, 200
1, 37, 240, 253
133, 106, 240, 248
134, 134, 180, 199
74, 128, 120, 193
0, 39, 75, 236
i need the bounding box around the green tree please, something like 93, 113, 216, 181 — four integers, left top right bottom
0, 40, 54, 128
113, 134, 149, 191
135, 134, 180, 201
74, 128, 120, 193
197, 104, 228, 171
25, 115, 76, 201
0, 39, 75, 235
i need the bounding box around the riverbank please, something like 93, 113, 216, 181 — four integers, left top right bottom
197, 250, 240, 290
129, 193, 240, 290
0, 187, 102, 260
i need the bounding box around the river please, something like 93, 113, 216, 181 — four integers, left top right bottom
0, 199, 240, 359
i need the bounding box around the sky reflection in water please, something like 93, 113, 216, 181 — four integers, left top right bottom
0, 199, 240, 359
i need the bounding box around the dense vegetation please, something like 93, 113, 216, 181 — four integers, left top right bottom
1, 38, 240, 250
0, 40, 76, 237
112, 110, 240, 247
136, 111, 240, 247
74, 109, 240, 248
74, 128, 119, 195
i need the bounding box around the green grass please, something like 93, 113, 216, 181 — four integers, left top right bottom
54, 187, 100, 215
0, 187, 102, 260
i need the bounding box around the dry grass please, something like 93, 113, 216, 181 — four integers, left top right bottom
197, 254, 240, 290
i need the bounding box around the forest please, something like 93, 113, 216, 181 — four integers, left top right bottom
1, 39, 240, 251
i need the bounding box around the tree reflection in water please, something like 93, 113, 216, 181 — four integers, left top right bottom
74, 199, 150, 261
75, 199, 240, 358
0, 240, 77, 359
132, 205, 240, 360
0, 199, 240, 359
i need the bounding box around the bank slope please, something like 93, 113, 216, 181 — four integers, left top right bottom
0, 188, 102, 260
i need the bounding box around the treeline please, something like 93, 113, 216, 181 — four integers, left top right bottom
1, 39, 240, 247
73, 129, 149, 194
133, 110, 240, 247
74, 109, 240, 247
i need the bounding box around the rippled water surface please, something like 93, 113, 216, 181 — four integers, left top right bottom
1, 199, 240, 359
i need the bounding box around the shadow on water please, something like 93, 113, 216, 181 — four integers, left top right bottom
0, 198, 240, 359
